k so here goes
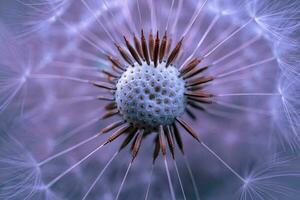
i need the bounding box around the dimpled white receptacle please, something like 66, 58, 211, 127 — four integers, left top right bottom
115, 61, 186, 130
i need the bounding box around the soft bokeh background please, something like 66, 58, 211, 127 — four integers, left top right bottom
0, 0, 300, 199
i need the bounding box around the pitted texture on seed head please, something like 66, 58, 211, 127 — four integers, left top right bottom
115, 62, 186, 129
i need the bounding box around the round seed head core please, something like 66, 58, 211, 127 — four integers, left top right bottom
115, 61, 186, 129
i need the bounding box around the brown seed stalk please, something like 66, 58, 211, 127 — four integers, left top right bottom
134, 34, 144, 59
186, 108, 197, 120
166, 37, 183, 68
159, 125, 167, 156
101, 69, 120, 78
115, 43, 134, 66
166, 37, 172, 54
183, 65, 209, 80
152, 135, 161, 164
176, 118, 201, 142
105, 124, 131, 144
141, 30, 150, 65
187, 96, 213, 104
149, 31, 154, 61
159, 31, 168, 63
180, 58, 201, 75
107, 56, 126, 71
187, 101, 206, 111
153, 31, 160, 67
96, 95, 115, 101
100, 120, 126, 134
165, 126, 175, 159
105, 102, 117, 110
100, 109, 119, 120
91, 81, 116, 90
185, 91, 213, 98
131, 129, 144, 160
124, 36, 142, 65
186, 76, 214, 87
172, 124, 184, 154
119, 129, 137, 151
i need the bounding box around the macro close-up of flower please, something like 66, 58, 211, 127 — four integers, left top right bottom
0, 0, 300, 199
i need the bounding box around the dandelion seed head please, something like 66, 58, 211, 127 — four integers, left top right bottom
0, 0, 300, 199
116, 61, 186, 129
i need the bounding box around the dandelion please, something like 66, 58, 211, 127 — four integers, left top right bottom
0, 0, 300, 199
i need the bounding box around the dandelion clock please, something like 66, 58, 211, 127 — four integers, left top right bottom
0, 0, 300, 199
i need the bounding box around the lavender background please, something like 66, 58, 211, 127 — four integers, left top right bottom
0, 0, 300, 199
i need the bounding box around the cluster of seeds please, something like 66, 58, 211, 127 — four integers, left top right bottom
115, 62, 186, 129
94, 30, 213, 161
